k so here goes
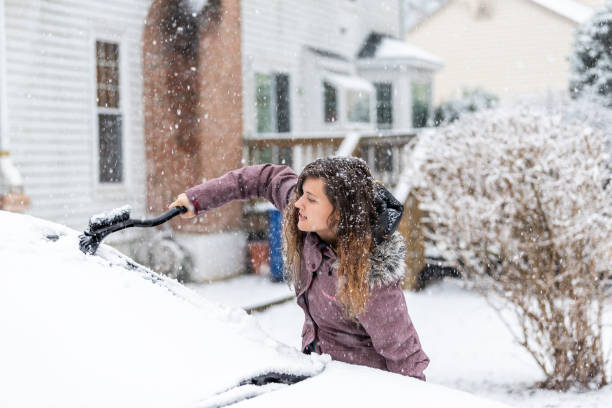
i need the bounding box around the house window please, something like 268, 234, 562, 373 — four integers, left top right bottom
346, 90, 370, 123
375, 82, 393, 128
256, 74, 272, 133
412, 82, 431, 128
250, 145, 292, 168
256, 73, 291, 133
96, 40, 123, 183
323, 81, 337, 123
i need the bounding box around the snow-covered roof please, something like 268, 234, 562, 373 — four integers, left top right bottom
528, 0, 594, 24
406, 0, 595, 30
324, 72, 375, 92
357, 33, 443, 70
307, 46, 350, 62
376, 37, 443, 65
405, 0, 449, 32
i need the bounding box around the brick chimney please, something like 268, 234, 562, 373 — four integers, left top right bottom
143, 0, 243, 234
194, 0, 244, 232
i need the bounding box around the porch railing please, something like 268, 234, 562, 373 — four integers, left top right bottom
244, 129, 420, 189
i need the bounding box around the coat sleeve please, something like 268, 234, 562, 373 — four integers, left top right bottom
185, 164, 298, 214
358, 284, 430, 380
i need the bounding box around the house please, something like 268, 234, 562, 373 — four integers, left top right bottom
143, 0, 442, 281
404, 0, 604, 103
1, 0, 441, 283
0, 0, 150, 231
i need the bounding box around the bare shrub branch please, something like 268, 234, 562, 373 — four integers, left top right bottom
411, 98, 612, 390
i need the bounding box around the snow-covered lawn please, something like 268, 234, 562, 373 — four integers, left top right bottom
254, 280, 612, 408
186, 274, 294, 311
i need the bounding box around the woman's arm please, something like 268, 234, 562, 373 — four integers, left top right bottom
359, 284, 430, 380
169, 164, 298, 217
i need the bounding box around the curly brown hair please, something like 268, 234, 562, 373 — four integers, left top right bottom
282, 157, 377, 318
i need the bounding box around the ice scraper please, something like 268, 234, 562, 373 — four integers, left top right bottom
79, 205, 187, 255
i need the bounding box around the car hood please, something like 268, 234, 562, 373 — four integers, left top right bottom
0, 211, 326, 408
227, 362, 511, 408
0, 211, 511, 408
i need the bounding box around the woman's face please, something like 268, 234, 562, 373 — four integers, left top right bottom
294, 177, 337, 242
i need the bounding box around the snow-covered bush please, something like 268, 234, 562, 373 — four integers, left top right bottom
411, 99, 612, 391
570, 2, 612, 104
433, 88, 498, 126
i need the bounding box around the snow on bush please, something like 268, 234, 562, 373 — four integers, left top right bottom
570, 2, 612, 104
411, 99, 612, 391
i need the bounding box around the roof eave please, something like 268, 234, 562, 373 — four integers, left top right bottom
528, 0, 593, 25
357, 57, 444, 72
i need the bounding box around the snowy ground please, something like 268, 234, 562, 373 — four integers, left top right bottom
186, 275, 294, 311
253, 279, 612, 408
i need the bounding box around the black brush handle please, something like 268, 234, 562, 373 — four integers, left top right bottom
86, 206, 188, 237
132, 206, 187, 227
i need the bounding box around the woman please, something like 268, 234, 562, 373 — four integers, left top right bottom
169, 157, 429, 380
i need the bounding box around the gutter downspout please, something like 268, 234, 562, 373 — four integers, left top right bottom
0, 0, 29, 212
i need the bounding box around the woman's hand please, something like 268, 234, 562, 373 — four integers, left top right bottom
168, 193, 196, 218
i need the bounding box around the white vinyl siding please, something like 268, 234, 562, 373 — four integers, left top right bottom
403, 0, 597, 103
241, 0, 400, 135
3, 0, 148, 229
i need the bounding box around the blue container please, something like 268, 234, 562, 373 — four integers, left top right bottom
268, 209, 284, 282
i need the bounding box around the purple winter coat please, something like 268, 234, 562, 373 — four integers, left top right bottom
185, 164, 429, 380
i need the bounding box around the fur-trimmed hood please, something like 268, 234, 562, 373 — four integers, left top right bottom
328, 183, 407, 288
368, 183, 406, 287
367, 231, 407, 288
329, 231, 407, 288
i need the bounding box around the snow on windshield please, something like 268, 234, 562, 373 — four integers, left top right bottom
0, 211, 326, 407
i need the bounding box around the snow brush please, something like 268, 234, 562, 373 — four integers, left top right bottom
79, 205, 187, 255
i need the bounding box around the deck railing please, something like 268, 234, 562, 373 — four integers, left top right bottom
244, 129, 420, 189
